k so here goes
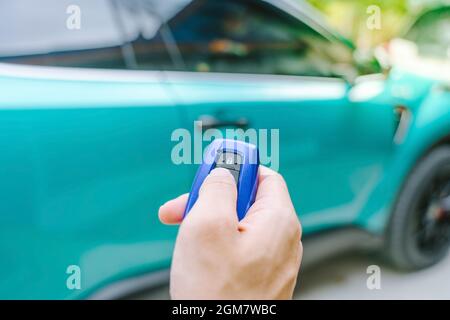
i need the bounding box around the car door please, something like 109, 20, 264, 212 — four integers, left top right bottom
0, 0, 187, 299
161, 0, 395, 234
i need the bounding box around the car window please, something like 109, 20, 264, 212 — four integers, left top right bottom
114, 0, 190, 70
164, 0, 354, 77
404, 7, 450, 60
0, 0, 354, 76
0, 0, 129, 68
0, 0, 193, 70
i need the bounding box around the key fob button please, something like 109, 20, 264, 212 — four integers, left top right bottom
216, 151, 242, 171
215, 151, 241, 183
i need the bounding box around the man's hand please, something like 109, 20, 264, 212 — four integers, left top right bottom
159, 166, 302, 299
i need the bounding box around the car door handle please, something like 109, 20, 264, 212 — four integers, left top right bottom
197, 115, 249, 130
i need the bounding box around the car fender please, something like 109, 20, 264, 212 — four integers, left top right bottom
357, 82, 450, 233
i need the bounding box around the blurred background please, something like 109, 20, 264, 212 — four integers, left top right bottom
308, 0, 446, 48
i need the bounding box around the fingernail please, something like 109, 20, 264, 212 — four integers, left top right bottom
209, 167, 233, 178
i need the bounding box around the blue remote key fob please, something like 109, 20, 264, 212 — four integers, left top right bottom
183, 139, 259, 221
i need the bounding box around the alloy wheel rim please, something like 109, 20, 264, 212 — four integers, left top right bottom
413, 168, 450, 255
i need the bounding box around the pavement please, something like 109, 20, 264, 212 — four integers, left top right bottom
134, 251, 450, 300
293, 252, 450, 299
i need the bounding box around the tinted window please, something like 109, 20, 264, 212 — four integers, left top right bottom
119, 0, 190, 70
0, 0, 355, 75
0, 0, 128, 68
166, 0, 354, 77
0, 0, 177, 69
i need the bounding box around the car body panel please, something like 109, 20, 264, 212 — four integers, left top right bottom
0, 66, 187, 299
357, 67, 450, 232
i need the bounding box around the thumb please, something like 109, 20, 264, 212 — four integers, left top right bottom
193, 167, 238, 223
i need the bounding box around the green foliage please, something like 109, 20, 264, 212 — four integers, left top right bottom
304, 0, 443, 48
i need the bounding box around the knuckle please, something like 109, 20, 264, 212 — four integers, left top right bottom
286, 262, 300, 285
290, 215, 302, 242
276, 208, 301, 240
293, 222, 302, 244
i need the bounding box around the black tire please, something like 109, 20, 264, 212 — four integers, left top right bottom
386, 145, 450, 270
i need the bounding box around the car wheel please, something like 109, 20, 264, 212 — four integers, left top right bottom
386, 145, 450, 270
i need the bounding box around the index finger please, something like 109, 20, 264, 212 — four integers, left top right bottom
254, 166, 293, 208
239, 166, 299, 237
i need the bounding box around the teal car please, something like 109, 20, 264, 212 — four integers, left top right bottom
0, 0, 449, 299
